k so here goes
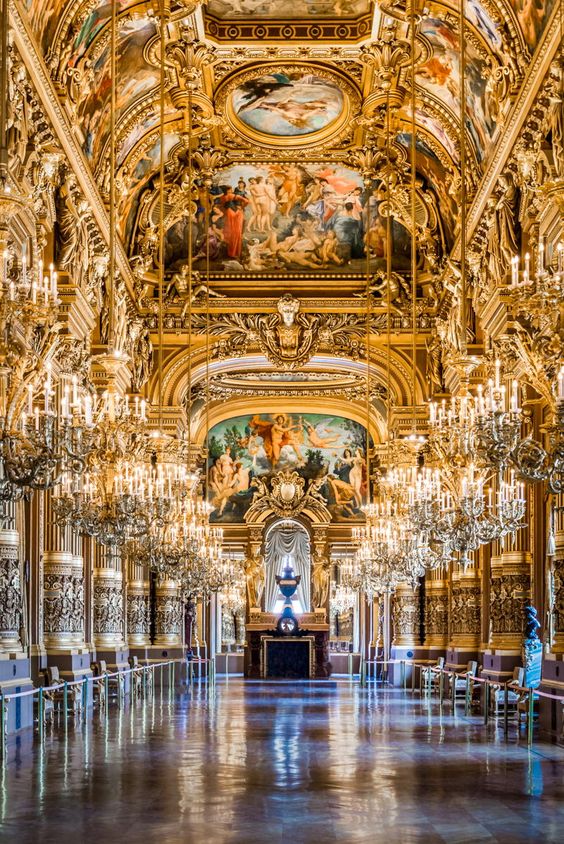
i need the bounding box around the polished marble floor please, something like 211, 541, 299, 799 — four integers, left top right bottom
1, 678, 564, 843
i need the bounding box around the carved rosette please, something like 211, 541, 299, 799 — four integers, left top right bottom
450, 568, 481, 649
93, 568, 125, 648
127, 581, 150, 646
154, 580, 183, 647
392, 584, 421, 647
43, 552, 85, 650
0, 529, 22, 652
489, 553, 531, 650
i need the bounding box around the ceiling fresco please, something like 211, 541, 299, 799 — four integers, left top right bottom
21, 0, 558, 284
230, 71, 345, 139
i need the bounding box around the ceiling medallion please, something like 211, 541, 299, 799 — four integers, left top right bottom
216, 63, 361, 149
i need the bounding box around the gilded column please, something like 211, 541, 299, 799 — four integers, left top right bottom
483, 488, 532, 680
447, 560, 481, 668
311, 525, 329, 617
423, 569, 449, 656
0, 524, 22, 652
392, 583, 421, 648
126, 556, 150, 657
154, 578, 183, 652
391, 583, 421, 684
93, 545, 128, 669
0, 503, 34, 730
42, 491, 90, 678
551, 503, 564, 656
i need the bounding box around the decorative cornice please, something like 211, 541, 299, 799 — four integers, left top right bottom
11, 0, 136, 298
454, 2, 562, 256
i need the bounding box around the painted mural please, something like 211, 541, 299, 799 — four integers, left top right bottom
231, 72, 345, 138
79, 18, 159, 163
397, 132, 457, 247
467, 0, 503, 55
207, 413, 368, 523
514, 0, 556, 50
207, 1, 371, 18
417, 14, 497, 161
165, 163, 412, 274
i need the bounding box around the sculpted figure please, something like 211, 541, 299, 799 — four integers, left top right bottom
550, 79, 564, 178
426, 332, 444, 395
245, 555, 264, 610
57, 175, 90, 288
312, 556, 330, 611
130, 319, 153, 392
7, 57, 31, 175
493, 173, 519, 276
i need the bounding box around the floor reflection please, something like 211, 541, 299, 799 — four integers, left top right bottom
1, 679, 564, 843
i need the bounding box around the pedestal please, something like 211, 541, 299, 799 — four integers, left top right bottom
245, 614, 331, 678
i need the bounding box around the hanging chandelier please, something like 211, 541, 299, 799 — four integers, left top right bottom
51, 385, 156, 545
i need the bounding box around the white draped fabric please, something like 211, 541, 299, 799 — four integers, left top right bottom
264, 523, 311, 613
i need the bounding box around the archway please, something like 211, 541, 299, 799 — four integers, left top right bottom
263, 519, 311, 615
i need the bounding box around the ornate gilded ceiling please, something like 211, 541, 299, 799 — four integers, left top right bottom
22, 0, 556, 292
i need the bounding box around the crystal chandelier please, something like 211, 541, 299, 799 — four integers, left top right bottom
505, 240, 564, 493
52, 384, 157, 545
332, 559, 357, 615
0, 228, 93, 508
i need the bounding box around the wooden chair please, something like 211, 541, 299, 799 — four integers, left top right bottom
490, 666, 524, 717
452, 660, 478, 702
423, 656, 445, 693
42, 666, 82, 717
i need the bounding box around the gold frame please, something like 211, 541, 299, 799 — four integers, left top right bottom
216, 62, 361, 150
261, 635, 315, 678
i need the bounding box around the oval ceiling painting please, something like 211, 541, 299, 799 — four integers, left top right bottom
230, 71, 345, 139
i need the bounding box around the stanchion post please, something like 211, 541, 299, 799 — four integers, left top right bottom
451, 672, 456, 706
0, 694, 6, 760
411, 663, 416, 693
484, 682, 490, 725
439, 670, 444, 707
38, 686, 44, 738
104, 673, 109, 712
465, 674, 470, 716
82, 677, 88, 713
348, 652, 352, 678
527, 688, 534, 747
504, 684, 509, 737
401, 660, 406, 691
63, 681, 68, 729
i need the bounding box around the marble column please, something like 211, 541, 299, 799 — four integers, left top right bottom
93, 545, 128, 670
423, 570, 449, 656
447, 561, 481, 669
154, 578, 183, 654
